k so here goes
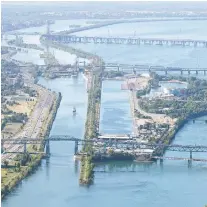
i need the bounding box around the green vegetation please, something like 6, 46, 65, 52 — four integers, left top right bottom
138, 75, 207, 153
39, 37, 100, 184
40, 37, 101, 60
1, 113, 28, 130
136, 79, 152, 97
139, 77, 207, 119
1, 92, 62, 199
79, 156, 94, 184
134, 110, 151, 119
23, 86, 37, 97
80, 69, 103, 184
1, 154, 43, 199
1, 60, 24, 96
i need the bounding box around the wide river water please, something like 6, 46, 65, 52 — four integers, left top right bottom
2, 19, 207, 207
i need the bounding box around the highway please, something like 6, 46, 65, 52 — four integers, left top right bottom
1, 78, 56, 163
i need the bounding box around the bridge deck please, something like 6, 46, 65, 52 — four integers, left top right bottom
2, 137, 207, 152
152, 156, 207, 162
42, 34, 207, 48
98, 134, 130, 140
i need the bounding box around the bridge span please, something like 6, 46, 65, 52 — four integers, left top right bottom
2, 136, 207, 165
102, 63, 207, 75
42, 34, 207, 48
2, 136, 207, 151
6, 17, 207, 36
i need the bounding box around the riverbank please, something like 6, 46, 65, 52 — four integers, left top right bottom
155, 111, 207, 155
39, 35, 103, 184
39, 34, 207, 176
133, 75, 207, 155
79, 69, 103, 184
7, 40, 44, 51
40, 36, 101, 60
1, 90, 62, 199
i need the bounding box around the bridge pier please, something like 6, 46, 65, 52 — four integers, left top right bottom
133, 68, 136, 75
24, 142, 27, 154
204, 70, 206, 75
1, 142, 4, 153
74, 140, 78, 155
115, 140, 118, 148
188, 70, 191, 75
45, 140, 50, 156
196, 70, 198, 75
160, 157, 164, 166
165, 70, 168, 75
188, 151, 193, 167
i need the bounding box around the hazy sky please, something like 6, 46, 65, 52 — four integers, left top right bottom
2, 1, 207, 12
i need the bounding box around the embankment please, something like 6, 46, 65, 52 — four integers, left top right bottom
41, 36, 104, 185
154, 111, 207, 156
40, 37, 101, 60
1, 91, 62, 199
79, 70, 103, 185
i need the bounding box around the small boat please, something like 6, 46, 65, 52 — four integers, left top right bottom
73, 107, 76, 114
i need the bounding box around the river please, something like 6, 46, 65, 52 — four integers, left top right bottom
2, 19, 207, 207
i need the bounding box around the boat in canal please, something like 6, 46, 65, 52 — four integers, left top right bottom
73, 107, 76, 114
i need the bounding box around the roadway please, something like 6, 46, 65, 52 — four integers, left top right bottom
5, 17, 207, 36
1, 76, 56, 163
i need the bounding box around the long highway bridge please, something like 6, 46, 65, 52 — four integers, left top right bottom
2, 136, 207, 165
7, 17, 207, 36
57, 18, 207, 35
17, 62, 207, 75
102, 63, 207, 75
42, 34, 207, 48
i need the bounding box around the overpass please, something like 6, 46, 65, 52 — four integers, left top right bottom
42, 34, 207, 48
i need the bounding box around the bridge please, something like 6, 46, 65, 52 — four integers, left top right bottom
57, 18, 207, 35
102, 63, 207, 75
2, 136, 207, 166
17, 61, 207, 75
8, 17, 207, 36
42, 34, 207, 48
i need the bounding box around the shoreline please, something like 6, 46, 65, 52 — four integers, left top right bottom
39, 36, 102, 185
79, 69, 103, 185
1, 90, 62, 199
32, 36, 207, 182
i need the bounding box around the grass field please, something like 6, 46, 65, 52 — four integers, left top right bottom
7, 100, 37, 115
1, 123, 23, 138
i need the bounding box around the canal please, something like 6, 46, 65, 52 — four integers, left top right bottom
2, 19, 207, 207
